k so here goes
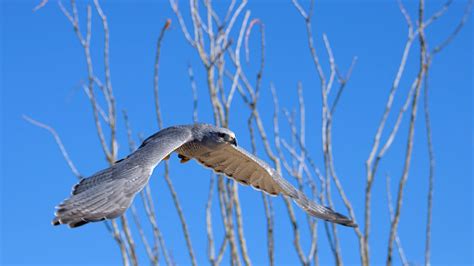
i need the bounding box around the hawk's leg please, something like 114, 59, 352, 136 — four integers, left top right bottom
178, 154, 190, 163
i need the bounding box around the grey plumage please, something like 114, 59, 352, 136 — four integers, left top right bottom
53, 124, 356, 228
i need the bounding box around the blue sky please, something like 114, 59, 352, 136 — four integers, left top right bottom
1, 0, 472, 265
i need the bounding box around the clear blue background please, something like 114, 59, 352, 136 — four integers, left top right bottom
1, 0, 472, 265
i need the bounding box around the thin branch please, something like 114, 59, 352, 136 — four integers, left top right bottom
387, 0, 428, 263
292, 0, 326, 90
122, 110, 136, 152
378, 75, 420, 160
270, 87, 307, 265
398, 0, 414, 31
385, 174, 409, 266
122, 112, 158, 265
226, 10, 250, 113
322, 34, 336, 95
152, 16, 196, 266
223, 180, 241, 266
110, 220, 131, 266
290, 2, 354, 263
82, 84, 109, 124
154, 19, 172, 129
244, 19, 263, 64
141, 186, 172, 265
130, 206, 157, 265
223, 0, 248, 44
424, 0, 453, 27
364, 1, 416, 262
93, 0, 117, 159
216, 178, 233, 265
187, 64, 199, 123
120, 216, 139, 266
169, 0, 194, 45
216, 235, 230, 265
423, 59, 435, 266
432, 0, 473, 55
291, 0, 308, 19
33, 0, 49, 12
23, 116, 82, 178
209, 40, 233, 68
233, 183, 251, 266
206, 174, 216, 265
162, 165, 197, 266
58, 1, 74, 27
330, 56, 357, 115
60, 1, 113, 161
262, 194, 274, 266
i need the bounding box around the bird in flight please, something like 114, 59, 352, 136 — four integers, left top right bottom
53, 124, 356, 228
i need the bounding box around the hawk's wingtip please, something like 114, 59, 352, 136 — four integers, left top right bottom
52, 217, 60, 226
330, 209, 357, 227
342, 220, 358, 228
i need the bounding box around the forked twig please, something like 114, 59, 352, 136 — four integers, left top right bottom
386, 1, 428, 264
151, 18, 197, 266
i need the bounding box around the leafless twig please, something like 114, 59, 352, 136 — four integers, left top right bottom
423, 58, 434, 266
386, 1, 428, 264
187, 64, 199, 124
23, 115, 81, 178
385, 174, 408, 266
364, 1, 416, 263
152, 17, 197, 266
33, 0, 49, 12
432, 0, 473, 55
154, 19, 172, 127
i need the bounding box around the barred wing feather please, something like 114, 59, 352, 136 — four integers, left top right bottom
194, 144, 356, 227
52, 126, 192, 228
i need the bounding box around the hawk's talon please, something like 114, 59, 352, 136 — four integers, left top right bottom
178, 154, 190, 163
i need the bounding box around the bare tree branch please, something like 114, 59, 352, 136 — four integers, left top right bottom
423, 59, 435, 266
206, 173, 217, 265
385, 174, 409, 266
330, 56, 357, 115
109, 220, 131, 266
432, 0, 473, 55
387, 1, 428, 264
424, 0, 453, 27
141, 186, 172, 265
270, 86, 308, 266
93, 0, 117, 159
130, 206, 157, 265
261, 194, 274, 266
23, 115, 82, 178
152, 17, 197, 266
33, 0, 49, 12
364, 1, 416, 263
187, 64, 199, 124
154, 19, 172, 128
120, 216, 138, 266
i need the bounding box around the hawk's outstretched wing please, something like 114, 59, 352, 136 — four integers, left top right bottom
53, 123, 355, 228
194, 144, 356, 227
52, 126, 192, 228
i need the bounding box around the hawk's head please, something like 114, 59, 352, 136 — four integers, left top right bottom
194, 124, 237, 146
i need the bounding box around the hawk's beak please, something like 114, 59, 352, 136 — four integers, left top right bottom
230, 138, 237, 146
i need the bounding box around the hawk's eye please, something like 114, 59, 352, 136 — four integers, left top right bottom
217, 132, 227, 138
